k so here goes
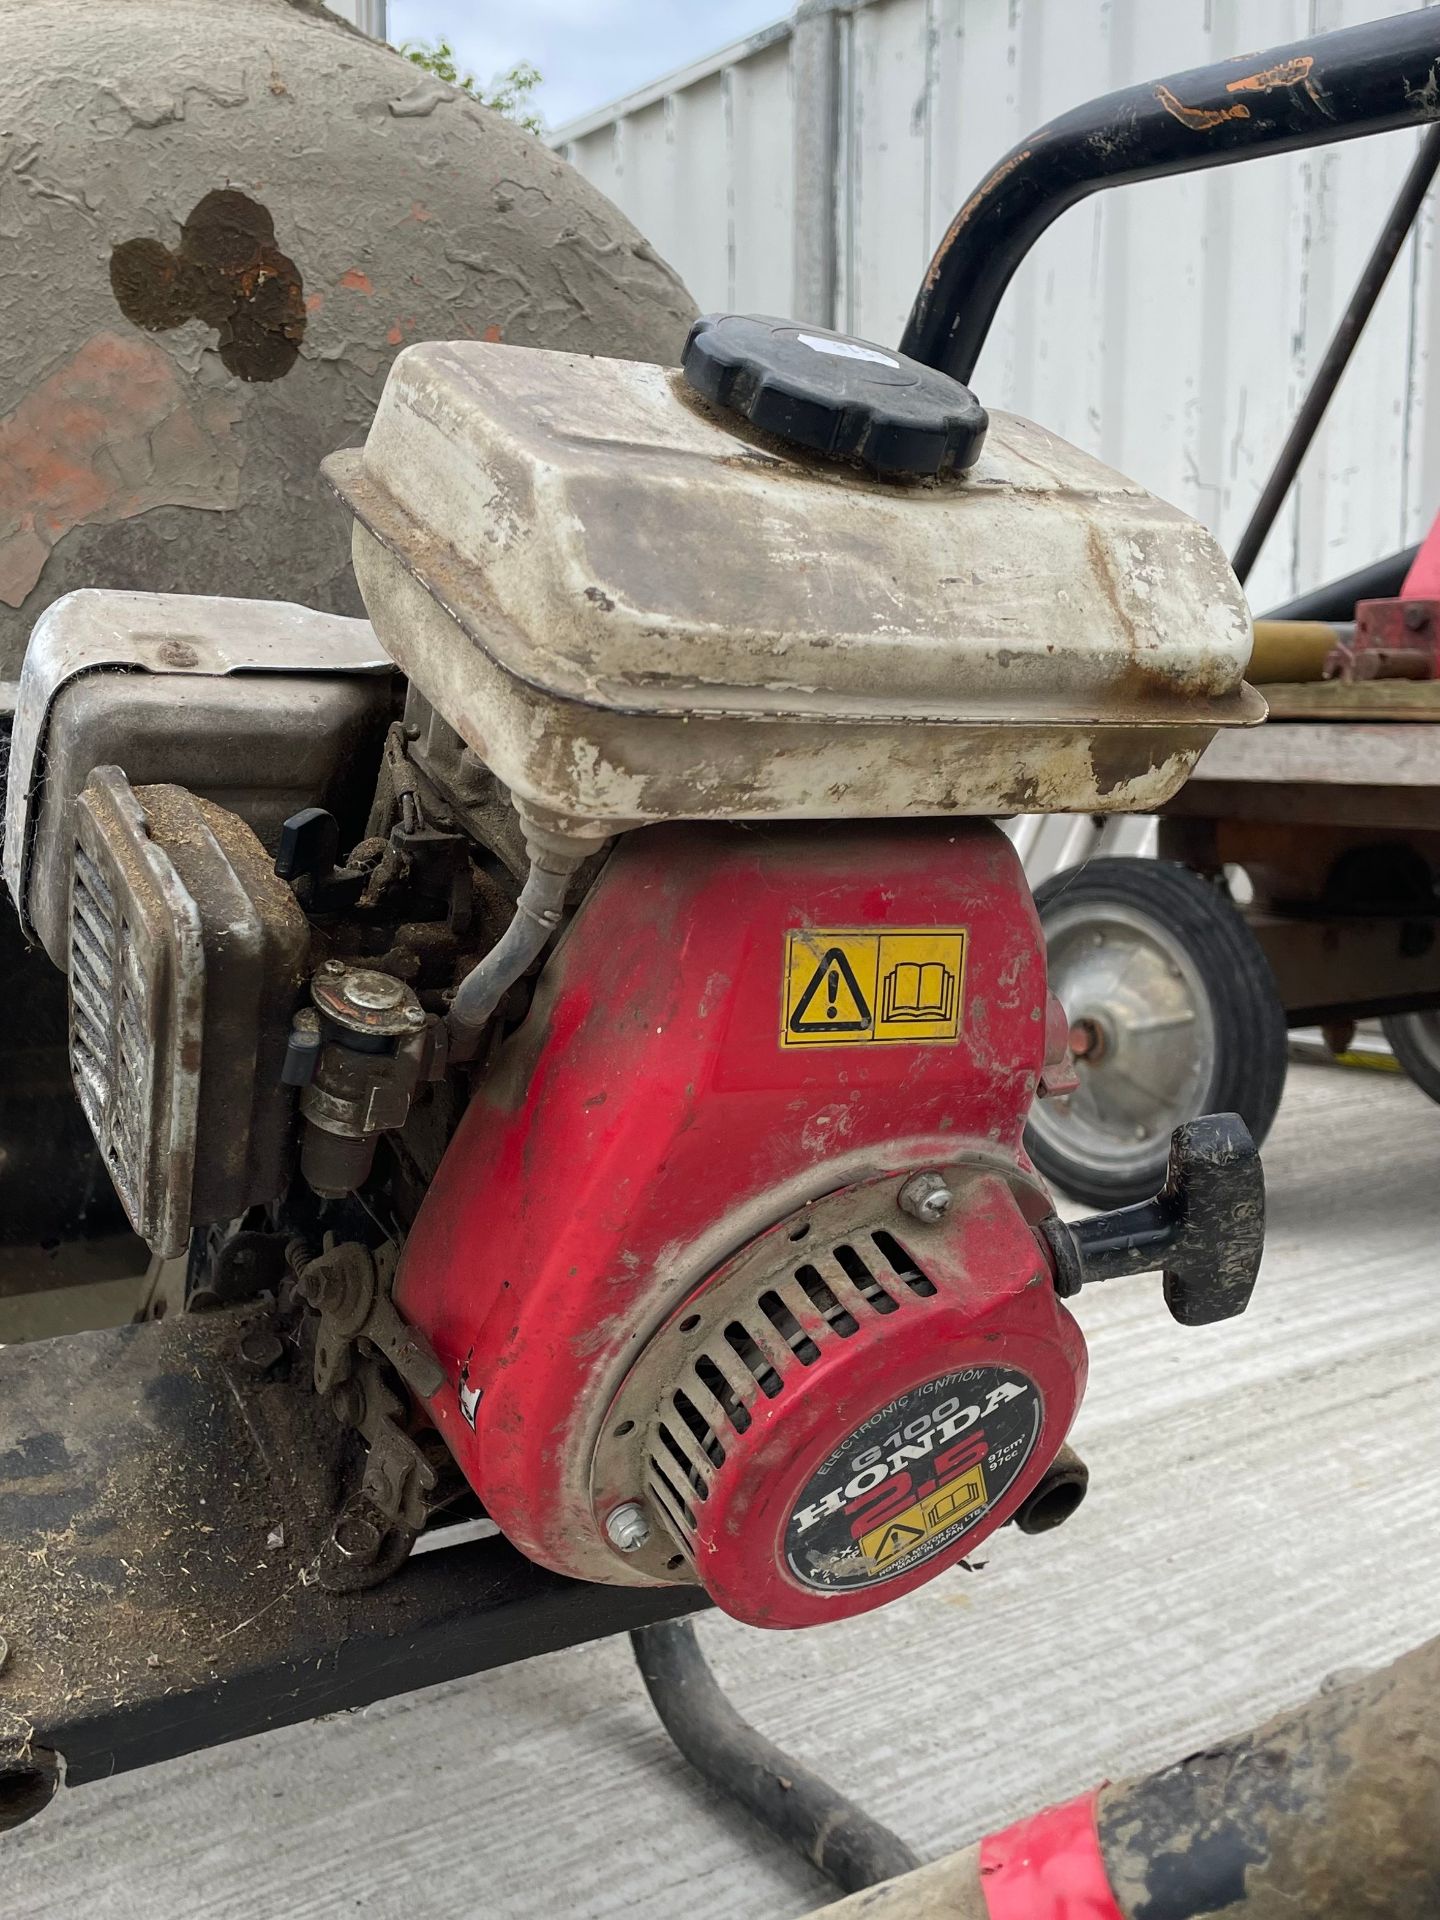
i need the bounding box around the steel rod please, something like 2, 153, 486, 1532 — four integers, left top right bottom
631, 1619, 920, 1895
1261, 544, 1419, 620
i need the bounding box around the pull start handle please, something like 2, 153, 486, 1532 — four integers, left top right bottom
1042, 1114, 1265, 1327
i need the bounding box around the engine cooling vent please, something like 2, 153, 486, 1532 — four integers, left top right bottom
69, 845, 154, 1228
69, 771, 207, 1257
68, 767, 308, 1257
642, 1225, 937, 1565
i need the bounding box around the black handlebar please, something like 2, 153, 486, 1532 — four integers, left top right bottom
901, 10, 1440, 382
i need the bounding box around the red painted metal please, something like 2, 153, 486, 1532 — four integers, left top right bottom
669, 1169, 1085, 1627
1401, 506, 1440, 600
979, 1792, 1125, 1920
1343, 596, 1440, 679
394, 818, 1076, 1618
1329, 505, 1440, 681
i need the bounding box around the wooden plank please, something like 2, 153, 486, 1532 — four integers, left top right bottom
1254, 681, 1440, 721
1190, 718, 1440, 783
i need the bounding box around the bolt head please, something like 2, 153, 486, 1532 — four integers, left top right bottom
1068, 1016, 1107, 1063
898, 1171, 953, 1224
331, 1511, 383, 1563
605, 1501, 651, 1553
403, 1003, 427, 1028
238, 1326, 285, 1372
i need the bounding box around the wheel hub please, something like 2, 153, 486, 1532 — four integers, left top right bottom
1031, 902, 1217, 1177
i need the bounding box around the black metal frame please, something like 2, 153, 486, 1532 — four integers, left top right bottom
0, 1309, 704, 1835
1262, 543, 1420, 623
901, 11, 1440, 385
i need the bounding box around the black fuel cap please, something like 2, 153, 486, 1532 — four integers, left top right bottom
682, 313, 988, 478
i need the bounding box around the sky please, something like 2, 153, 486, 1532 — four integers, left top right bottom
386, 0, 785, 132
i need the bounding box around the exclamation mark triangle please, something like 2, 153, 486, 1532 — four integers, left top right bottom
790, 948, 873, 1035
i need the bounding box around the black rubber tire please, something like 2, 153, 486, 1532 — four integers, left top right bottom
1024, 858, 1289, 1209
1380, 1011, 1440, 1105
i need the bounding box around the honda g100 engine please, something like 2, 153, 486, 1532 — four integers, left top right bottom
5, 312, 1266, 1626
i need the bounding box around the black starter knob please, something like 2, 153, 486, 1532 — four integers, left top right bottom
1041, 1114, 1265, 1328
682, 313, 988, 478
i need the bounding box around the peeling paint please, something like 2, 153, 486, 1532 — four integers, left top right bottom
0, 0, 694, 678
924, 151, 1032, 293
1153, 84, 1250, 133
1405, 63, 1440, 116
1226, 56, 1316, 95
0, 333, 241, 609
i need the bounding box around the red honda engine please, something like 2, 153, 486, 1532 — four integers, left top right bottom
395, 820, 1088, 1628
10, 316, 1265, 1628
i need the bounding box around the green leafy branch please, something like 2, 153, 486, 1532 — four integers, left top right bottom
401, 38, 543, 136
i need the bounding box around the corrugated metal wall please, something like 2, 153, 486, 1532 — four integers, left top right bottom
555, 0, 1440, 612
324, 0, 387, 35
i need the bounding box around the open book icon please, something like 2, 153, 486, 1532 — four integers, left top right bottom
881, 960, 957, 1023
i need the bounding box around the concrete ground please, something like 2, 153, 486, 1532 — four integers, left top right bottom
5, 1059, 1439, 1918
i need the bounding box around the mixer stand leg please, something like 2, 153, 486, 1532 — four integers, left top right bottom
631, 1618, 919, 1896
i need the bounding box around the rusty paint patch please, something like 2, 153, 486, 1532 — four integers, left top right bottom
340, 267, 374, 294
482, 322, 504, 343
110, 189, 306, 383
0, 332, 241, 608
1154, 84, 1251, 133
925, 150, 1032, 292
1227, 55, 1315, 95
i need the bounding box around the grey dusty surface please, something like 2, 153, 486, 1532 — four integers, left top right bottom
5, 1060, 1439, 1918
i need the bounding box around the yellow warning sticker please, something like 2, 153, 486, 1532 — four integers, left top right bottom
859, 1463, 989, 1571
781, 929, 967, 1048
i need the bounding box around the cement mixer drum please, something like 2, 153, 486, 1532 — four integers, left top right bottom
0, 0, 694, 683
